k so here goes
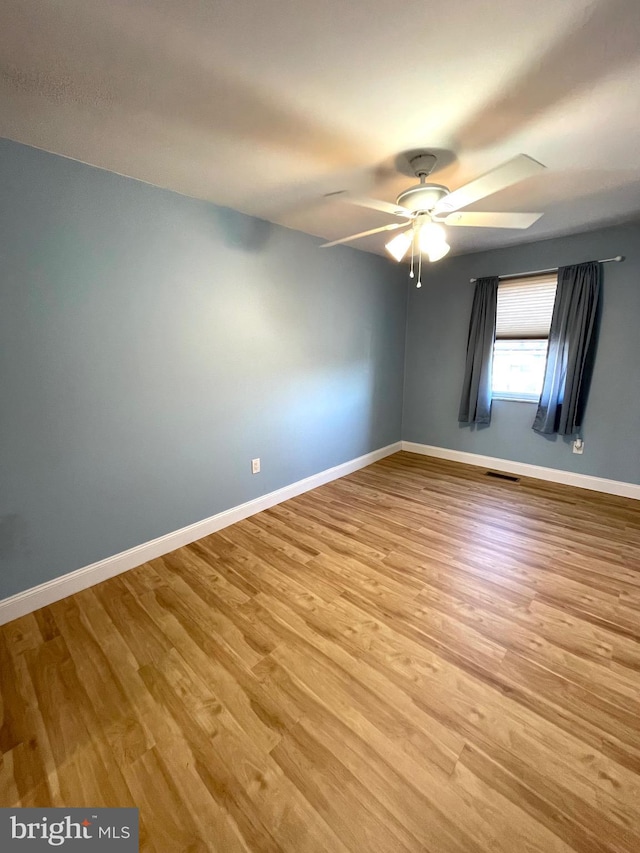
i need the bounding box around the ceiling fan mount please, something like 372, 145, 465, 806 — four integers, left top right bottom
407, 151, 438, 178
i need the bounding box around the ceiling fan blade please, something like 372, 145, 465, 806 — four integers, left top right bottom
326, 191, 412, 219
443, 211, 543, 229
433, 154, 545, 215
320, 222, 407, 248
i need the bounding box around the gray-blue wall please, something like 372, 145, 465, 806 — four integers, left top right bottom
402, 221, 640, 485
0, 139, 407, 600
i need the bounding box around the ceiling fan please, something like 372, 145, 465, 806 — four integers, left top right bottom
321, 152, 546, 285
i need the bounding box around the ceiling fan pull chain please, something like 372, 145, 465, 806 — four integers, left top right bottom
409, 230, 415, 278
417, 247, 423, 288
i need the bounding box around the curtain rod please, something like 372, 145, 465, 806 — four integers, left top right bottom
469, 255, 624, 283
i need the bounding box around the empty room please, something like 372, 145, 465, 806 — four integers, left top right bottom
1, 0, 639, 851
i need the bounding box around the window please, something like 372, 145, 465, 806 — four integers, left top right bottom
491, 273, 557, 402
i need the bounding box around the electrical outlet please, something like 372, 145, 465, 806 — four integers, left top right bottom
251, 458, 261, 474
572, 439, 584, 455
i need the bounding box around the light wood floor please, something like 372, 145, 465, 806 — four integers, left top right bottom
1, 452, 640, 852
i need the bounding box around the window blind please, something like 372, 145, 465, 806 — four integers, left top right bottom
495, 273, 557, 340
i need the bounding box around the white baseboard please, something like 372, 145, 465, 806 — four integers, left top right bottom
401, 441, 640, 500
0, 442, 401, 627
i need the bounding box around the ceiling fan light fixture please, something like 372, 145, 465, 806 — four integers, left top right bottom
417, 220, 450, 263
385, 229, 413, 262
418, 221, 446, 247
426, 241, 451, 263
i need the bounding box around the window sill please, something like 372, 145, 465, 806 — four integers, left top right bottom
492, 395, 539, 404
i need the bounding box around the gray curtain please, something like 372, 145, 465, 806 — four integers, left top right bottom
532, 261, 601, 435
458, 277, 498, 425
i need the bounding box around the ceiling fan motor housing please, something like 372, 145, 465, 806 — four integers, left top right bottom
396, 183, 449, 214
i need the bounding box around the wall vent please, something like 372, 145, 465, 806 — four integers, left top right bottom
485, 471, 520, 483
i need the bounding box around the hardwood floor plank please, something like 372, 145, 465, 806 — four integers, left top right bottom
271, 721, 419, 853
258, 584, 640, 833
138, 658, 350, 853
50, 596, 153, 766
123, 746, 217, 853
413, 585, 640, 711
7, 652, 61, 806
1, 451, 639, 851
0, 748, 21, 809
457, 743, 637, 853
24, 637, 124, 806
259, 628, 463, 774
134, 586, 291, 753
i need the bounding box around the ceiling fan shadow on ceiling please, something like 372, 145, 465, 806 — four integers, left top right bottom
321, 152, 546, 286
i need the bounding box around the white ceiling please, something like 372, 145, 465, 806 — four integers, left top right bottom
2, 0, 640, 257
